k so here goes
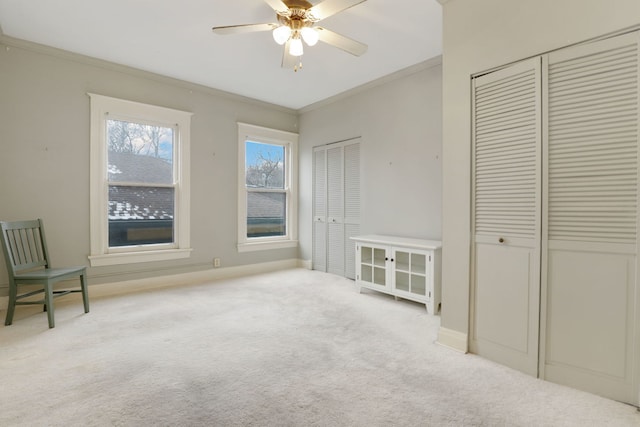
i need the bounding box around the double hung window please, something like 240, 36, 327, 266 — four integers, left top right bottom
237, 123, 298, 252
89, 94, 192, 266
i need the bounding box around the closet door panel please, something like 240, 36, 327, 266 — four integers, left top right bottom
312, 148, 327, 271
544, 32, 640, 405
344, 142, 361, 279
475, 241, 536, 354
344, 224, 360, 279
327, 223, 345, 275
313, 221, 327, 272
344, 142, 360, 224
471, 57, 542, 377
326, 146, 344, 222
327, 146, 345, 276
546, 248, 633, 378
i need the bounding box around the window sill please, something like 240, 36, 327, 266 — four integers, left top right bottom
237, 240, 298, 253
88, 248, 192, 267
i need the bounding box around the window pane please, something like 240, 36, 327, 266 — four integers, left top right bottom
247, 192, 286, 238
245, 141, 285, 189
107, 119, 173, 185
108, 185, 174, 247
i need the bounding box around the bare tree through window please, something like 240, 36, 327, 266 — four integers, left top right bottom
106, 119, 175, 247
245, 141, 286, 237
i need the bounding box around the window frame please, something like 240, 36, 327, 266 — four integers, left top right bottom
88, 93, 192, 266
237, 122, 298, 252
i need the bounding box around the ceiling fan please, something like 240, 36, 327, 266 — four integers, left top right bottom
212, 0, 368, 71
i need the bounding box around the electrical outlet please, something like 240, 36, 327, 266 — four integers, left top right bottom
213, 258, 221, 268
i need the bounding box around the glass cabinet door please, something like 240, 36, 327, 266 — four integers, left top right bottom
360, 245, 373, 283
395, 251, 411, 292
373, 247, 387, 286
358, 244, 388, 287
410, 253, 427, 296
393, 249, 430, 297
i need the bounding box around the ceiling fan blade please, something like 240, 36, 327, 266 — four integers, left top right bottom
212, 23, 277, 35
264, 0, 290, 15
282, 40, 299, 69
316, 27, 368, 56
308, 0, 367, 21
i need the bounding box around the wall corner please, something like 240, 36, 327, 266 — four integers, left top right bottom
436, 326, 468, 353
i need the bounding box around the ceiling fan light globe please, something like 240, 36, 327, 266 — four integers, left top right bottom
289, 37, 304, 57
273, 25, 292, 45
301, 27, 319, 46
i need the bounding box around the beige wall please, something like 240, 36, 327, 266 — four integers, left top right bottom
297, 60, 443, 263
0, 37, 299, 289
0, 36, 444, 294
440, 0, 640, 345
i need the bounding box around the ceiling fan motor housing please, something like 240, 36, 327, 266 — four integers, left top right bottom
278, 0, 318, 29
282, 0, 314, 10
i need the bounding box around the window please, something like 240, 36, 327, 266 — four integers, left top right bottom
238, 123, 298, 252
88, 94, 192, 266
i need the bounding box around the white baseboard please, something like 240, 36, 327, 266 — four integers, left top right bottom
0, 259, 305, 309
297, 259, 312, 270
436, 327, 468, 353
91, 258, 302, 298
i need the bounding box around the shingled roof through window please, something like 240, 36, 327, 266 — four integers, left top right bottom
108, 151, 173, 184
247, 192, 285, 219
108, 152, 174, 220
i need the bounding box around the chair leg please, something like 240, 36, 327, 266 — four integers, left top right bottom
80, 273, 89, 313
4, 282, 17, 326
44, 282, 55, 328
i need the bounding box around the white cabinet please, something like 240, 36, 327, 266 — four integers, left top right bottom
352, 235, 442, 314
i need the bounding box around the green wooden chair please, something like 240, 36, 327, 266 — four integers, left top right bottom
0, 219, 89, 328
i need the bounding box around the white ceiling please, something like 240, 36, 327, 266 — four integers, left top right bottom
0, 0, 442, 110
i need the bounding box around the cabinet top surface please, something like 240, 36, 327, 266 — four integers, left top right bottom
351, 234, 442, 250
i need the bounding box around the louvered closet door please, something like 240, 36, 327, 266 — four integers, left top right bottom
327, 145, 345, 276
543, 32, 640, 405
312, 140, 361, 279
471, 57, 542, 376
312, 148, 327, 272
343, 141, 361, 279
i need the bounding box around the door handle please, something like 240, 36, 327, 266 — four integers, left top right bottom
498, 237, 505, 244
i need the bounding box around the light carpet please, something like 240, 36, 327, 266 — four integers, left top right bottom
0, 268, 638, 426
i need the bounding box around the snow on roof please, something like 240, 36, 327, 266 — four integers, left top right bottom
108, 152, 174, 220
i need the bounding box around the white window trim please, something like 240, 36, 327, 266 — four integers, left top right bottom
88, 93, 192, 266
237, 122, 298, 252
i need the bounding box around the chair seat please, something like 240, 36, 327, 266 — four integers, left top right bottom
15, 266, 86, 281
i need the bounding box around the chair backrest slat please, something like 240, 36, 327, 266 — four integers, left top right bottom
1, 219, 49, 274
22, 227, 44, 265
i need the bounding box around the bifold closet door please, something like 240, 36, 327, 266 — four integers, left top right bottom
470, 57, 542, 376
542, 32, 640, 405
312, 140, 361, 279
